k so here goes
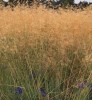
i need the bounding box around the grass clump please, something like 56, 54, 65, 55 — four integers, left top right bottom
0, 33, 92, 100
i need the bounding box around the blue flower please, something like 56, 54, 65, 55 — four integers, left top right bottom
39, 87, 47, 97
15, 87, 23, 94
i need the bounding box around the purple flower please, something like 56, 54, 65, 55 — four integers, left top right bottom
15, 87, 23, 94
39, 87, 47, 97
77, 81, 92, 91
77, 81, 87, 89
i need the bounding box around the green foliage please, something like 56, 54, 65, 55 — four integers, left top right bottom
61, 0, 74, 5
